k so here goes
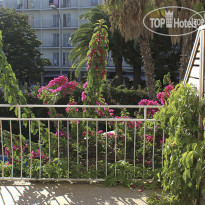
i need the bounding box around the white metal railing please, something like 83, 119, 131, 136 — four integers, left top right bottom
0, 104, 164, 182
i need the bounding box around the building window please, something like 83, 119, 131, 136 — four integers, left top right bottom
63, 53, 70, 66
17, 0, 23, 9
63, 33, 71, 47
62, 0, 71, 8
53, 33, 59, 47
91, 0, 98, 6
63, 14, 71, 27
49, 0, 59, 8
52, 14, 59, 27
53, 52, 59, 66
26, 0, 34, 9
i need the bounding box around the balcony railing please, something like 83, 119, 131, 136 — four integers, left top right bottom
0, 104, 164, 181
31, 19, 78, 29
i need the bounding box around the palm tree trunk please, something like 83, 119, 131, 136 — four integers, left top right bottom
133, 64, 141, 88
114, 56, 123, 86
139, 37, 156, 99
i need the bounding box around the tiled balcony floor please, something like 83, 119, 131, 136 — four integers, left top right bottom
0, 181, 160, 205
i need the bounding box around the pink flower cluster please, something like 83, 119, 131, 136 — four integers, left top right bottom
4, 144, 49, 163
54, 130, 69, 138
138, 99, 159, 116
94, 98, 114, 118
5, 144, 28, 155
86, 33, 107, 80
31, 149, 49, 160
144, 134, 167, 145
138, 85, 174, 116
37, 75, 78, 100
146, 134, 153, 143
54, 131, 64, 137
81, 91, 87, 102
66, 100, 78, 112
157, 85, 174, 105
83, 82, 88, 89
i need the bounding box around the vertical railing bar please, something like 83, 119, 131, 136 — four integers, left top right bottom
143, 107, 147, 177
67, 120, 69, 179
10, 120, 13, 178
115, 121, 117, 177
58, 120, 60, 179
105, 120, 108, 177
19, 120, 23, 178
134, 121, 136, 178
86, 120, 88, 172
77, 120, 79, 173
96, 120, 98, 178
38, 121, 41, 178
152, 122, 156, 170
144, 107, 147, 120
29, 120, 32, 179
124, 121, 127, 162
0, 120, 4, 178
18, 103, 22, 177
48, 121, 51, 166
162, 129, 165, 168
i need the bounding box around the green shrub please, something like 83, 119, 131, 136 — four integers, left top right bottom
153, 83, 205, 204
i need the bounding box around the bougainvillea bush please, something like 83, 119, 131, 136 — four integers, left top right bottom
0, 21, 173, 187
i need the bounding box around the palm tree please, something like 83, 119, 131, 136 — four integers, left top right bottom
69, 22, 94, 78
105, 0, 205, 96
105, 0, 158, 99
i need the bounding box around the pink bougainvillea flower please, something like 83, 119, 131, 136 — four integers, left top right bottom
138, 99, 159, 116
156, 85, 174, 105
98, 130, 103, 134
160, 137, 167, 144
83, 82, 88, 89
4, 147, 8, 155
81, 91, 87, 102
165, 84, 174, 94
6, 161, 12, 165
66, 100, 78, 112
54, 131, 64, 137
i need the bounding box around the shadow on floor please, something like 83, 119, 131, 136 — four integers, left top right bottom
0, 181, 158, 205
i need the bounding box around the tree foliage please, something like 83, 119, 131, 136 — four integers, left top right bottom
70, 5, 143, 87
70, 5, 109, 78
84, 19, 109, 105
155, 83, 205, 204
0, 8, 50, 84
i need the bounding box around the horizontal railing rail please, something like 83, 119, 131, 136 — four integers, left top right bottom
0, 104, 164, 182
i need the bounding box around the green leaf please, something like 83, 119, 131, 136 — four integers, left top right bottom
182, 152, 187, 167
186, 151, 194, 168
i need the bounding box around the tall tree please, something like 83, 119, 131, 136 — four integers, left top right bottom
123, 41, 142, 88
0, 8, 50, 85
150, 27, 181, 84
109, 30, 126, 85
105, 0, 158, 99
